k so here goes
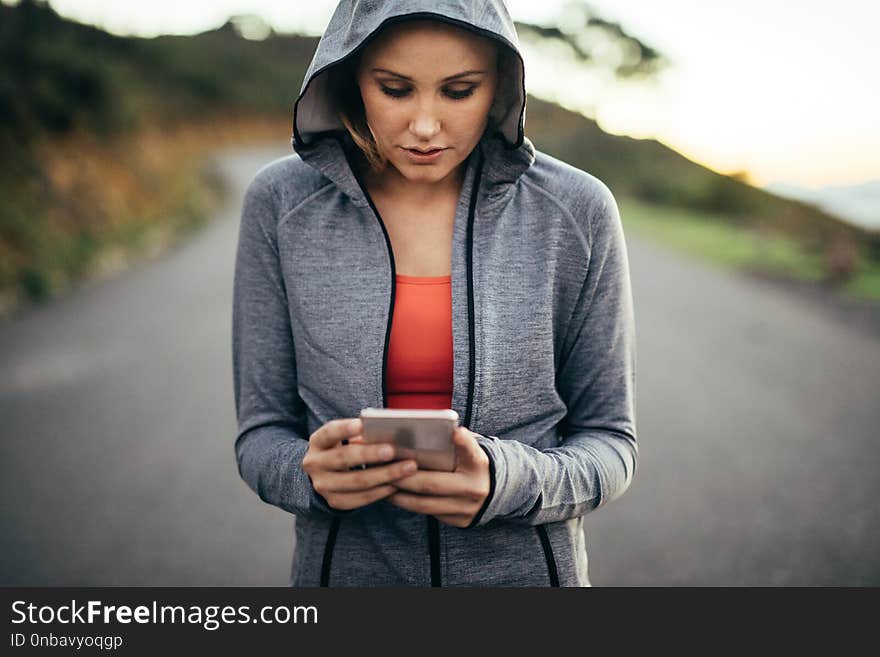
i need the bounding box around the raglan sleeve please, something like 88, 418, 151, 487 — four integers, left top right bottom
231, 172, 347, 519
469, 181, 638, 527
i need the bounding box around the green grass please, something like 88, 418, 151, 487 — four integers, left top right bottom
843, 259, 880, 303
618, 198, 880, 304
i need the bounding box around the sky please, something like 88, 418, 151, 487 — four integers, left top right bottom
40, 0, 880, 191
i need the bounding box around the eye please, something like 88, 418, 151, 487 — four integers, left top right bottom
378, 85, 477, 100
379, 85, 409, 99
445, 87, 476, 100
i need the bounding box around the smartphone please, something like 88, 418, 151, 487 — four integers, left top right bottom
359, 408, 459, 472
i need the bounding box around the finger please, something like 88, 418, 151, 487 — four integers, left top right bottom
310, 418, 361, 450
320, 459, 418, 493
387, 491, 473, 517
341, 433, 366, 447
329, 484, 398, 510
323, 441, 397, 471
390, 470, 472, 497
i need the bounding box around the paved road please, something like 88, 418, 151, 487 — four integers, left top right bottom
1, 146, 878, 586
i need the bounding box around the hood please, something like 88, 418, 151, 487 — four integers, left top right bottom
291, 0, 535, 207
294, 0, 526, 149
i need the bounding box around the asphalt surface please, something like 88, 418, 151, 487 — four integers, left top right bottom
1, 145, 878, 586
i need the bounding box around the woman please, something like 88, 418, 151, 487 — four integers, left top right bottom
232, 0, 637, 587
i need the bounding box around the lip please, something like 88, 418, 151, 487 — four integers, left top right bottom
402, 147, 446, 163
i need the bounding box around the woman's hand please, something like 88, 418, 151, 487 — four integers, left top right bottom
302, 418, 418, 511
386, 427, 491, 528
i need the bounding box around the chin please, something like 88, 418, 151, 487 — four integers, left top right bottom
395, 160, 450, 180
407, 162, 449, 175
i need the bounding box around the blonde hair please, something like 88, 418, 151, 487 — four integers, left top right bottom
327, 45, 510, 174
326, 56, 387, 173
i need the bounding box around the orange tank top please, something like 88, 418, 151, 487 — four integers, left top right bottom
385, 274, 453, 410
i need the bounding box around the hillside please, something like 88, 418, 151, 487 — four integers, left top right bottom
525, 96, 877, 256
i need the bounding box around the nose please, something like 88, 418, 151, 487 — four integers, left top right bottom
409, 98, 441, 140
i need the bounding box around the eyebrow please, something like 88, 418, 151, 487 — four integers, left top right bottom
371, 68, 486, 82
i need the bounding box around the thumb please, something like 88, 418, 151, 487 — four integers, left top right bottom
452, 427, 482, 463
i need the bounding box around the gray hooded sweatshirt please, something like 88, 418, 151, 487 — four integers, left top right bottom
232, 0, 638, 587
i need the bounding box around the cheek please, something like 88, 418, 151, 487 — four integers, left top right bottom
445, 102, 493, 139
362, 93, 404, 134
451, 89, 496, 126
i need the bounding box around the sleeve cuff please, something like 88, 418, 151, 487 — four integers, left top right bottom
466, 439, 497, 528
307, 474, 357, 517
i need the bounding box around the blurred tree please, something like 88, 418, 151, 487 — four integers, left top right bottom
226, 14, 274, 41
515, 0, 668, 80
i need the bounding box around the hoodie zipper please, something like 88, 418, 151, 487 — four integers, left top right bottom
341, 142, 485, 587
423, 152, 483, 586
536, 525, 560, 586
320, 517, 341, 586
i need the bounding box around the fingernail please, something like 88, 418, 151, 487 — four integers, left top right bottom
349, 418, 361, 431
403, 461, 417, 473
379, 445, 393, 459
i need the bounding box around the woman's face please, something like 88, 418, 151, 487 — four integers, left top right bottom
355, 19, 499, 184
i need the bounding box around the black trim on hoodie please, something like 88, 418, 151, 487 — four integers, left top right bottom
536, 525, 560, 587
430, 146, 485, 582
466, 442, 496, 529
427, 517, 442, 586
463, 148, 485, 429
342, 139, 398, 413
313, 137, 399, 588
462, 152, 493, 532
320, 517, 341, 586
